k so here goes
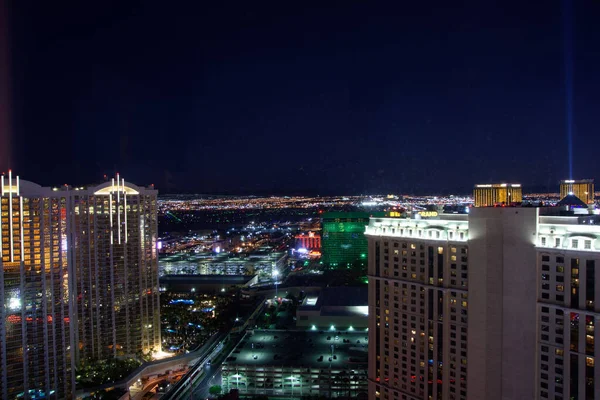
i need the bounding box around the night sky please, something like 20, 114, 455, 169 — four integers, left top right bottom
6, 1, 600, 195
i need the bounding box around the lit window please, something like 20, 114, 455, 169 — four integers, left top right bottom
555, 348, 564, 356
586, 357, 594, 367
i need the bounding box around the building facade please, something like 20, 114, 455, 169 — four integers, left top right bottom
71, 176, 161, 363
0, 172, 161, 399
473, 183, 522, 207
295, 231, 321, 250
366, 208, 600, 400
198, 252, 287, 281
536, 215, 600, 400
322, 212, 380, 267
366, 213, 470, 400
560, 179, 595, 204
221, 330, 368, 398
0, 172, 75, 399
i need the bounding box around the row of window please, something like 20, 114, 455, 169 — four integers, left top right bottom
540, 236, 595, 250
376, 226, 468, 241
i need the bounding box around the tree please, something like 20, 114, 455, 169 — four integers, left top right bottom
285, 293, 298, 306
209, 385, 222, 396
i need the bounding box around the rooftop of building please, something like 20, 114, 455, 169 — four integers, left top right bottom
159, 251, 286, 264
298, 287, 368, 318
556, 194, 588, 208
560, 179, 594, 183
2, 174, 156, 197
160, 274, 256, 285
474, 183, 522, 188
222, 330, 369, 369
369, 207, 600, 225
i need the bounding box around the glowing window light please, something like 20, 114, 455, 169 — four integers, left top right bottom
8, 297, 21, 311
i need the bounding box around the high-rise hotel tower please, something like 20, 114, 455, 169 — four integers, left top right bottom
71, 175, 161, 363
560, 179, 595, 205
367, 207, 600, 400
1, 172, 75, 399
473, 183, 522, 207
0, 172, 160, 399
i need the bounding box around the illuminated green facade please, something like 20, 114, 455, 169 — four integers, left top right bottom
321, 212, 384, 267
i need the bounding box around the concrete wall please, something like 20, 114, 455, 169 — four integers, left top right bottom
467, 207, 538, 400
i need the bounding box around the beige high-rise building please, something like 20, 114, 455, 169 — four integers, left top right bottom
71, 174, 161, 363
0, 172, 160, 399
473, 183, 522, 207
366, 207, 600, 400
560, 179, 595, 204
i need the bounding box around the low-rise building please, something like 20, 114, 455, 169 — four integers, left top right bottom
222, 330, 368, 398
199, 252, 288, 281
159, 251, 288, 281
159, 274, 258, 294
297, 286, 368, 330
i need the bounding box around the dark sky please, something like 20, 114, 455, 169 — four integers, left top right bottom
7, 1, 600, 195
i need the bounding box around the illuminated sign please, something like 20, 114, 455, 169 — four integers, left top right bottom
418, 211, 439, 218
388, 211, 402, 217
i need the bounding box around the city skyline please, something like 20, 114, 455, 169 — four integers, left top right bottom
3, 2, 600, 399
3, 1, 600, 194
0, 170, 597, 198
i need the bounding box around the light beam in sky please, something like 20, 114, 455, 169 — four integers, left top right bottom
562, 0, 574, 179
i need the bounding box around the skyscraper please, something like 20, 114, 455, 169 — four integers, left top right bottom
71, 175, 161, 363
473, 183, 522, 207
0, 172, 75, 399
560, 179, 595, 204
0, 172, 161, 399
366, 212, 470, 400
366, 206, 600, 400
321, 212, 382, 267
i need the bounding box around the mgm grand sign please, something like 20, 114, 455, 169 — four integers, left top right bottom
413, 210, 439, 219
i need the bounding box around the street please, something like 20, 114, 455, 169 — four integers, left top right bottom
192, 366, 223, 400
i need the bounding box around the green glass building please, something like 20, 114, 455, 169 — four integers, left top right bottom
321, 211, 384, 267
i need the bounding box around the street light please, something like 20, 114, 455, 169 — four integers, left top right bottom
272, 270, 279, 299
